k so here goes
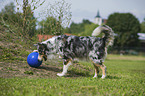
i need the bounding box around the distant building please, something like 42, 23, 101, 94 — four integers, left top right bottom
37, 33, 73, 42
94, 10, 107, 25
138, 33, 145, 42
138, 33, 145, 49
94, 11, 102, 25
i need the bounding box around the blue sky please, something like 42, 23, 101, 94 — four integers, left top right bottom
68, 0, 145, 23
0, 0, 145, 23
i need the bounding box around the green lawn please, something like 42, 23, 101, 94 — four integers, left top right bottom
0, 55, 145, 96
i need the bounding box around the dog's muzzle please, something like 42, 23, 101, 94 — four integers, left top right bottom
38, 52, 47, 61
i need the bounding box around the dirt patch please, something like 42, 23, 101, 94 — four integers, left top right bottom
0, 29, 92, 79
0, 60, 61, 78
0, 59, 92, 78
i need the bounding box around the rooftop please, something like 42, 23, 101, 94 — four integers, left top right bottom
95, 10, 101, 18
138, 33, 145, 41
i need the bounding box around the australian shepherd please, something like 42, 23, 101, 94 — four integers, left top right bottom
34, 25, 114, 79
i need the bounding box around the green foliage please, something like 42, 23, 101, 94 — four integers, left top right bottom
107, 13, 141, 48
68, 19, 95, 35
38, 16, 63, 35
1, 2, 15, 15
69, 22, 83, 34
38, 0, 72, 35
0, 0, 42, 39
0, 0, 72, 37
0, 26, 35, 62
80, 23, 98, 36
0, 2, 23, 34
22, 0, 37, 37
140, 18, 145, 33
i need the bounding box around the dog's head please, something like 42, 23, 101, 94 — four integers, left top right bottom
35, 43, 48, 61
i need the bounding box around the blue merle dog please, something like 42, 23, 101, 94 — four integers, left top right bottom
34, 25, 114, 79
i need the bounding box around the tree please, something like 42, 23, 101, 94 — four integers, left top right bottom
1, 2, 15, 15
43, 0, 72, 35
68, 19, 93, 35
0, 2, 23, 35
0, 2, 15, 22
0, 0, 45, 39
141, 18, 145, 33
22, 0, 37, 37
17, 0, 45, 37
38, 16, 62, 35
69, 22, 83, 35
107, 13, 140, 48
79, 23, 97, 36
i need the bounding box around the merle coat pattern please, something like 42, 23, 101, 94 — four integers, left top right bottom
35, 25, 114, 79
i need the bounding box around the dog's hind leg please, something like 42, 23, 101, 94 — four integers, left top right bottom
90, 59, 107, 79
93, 63, 106, 79
57, 59, 72, 77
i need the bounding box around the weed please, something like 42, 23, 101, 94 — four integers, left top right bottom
24, 71, 34, 75
7, 67, 19, 71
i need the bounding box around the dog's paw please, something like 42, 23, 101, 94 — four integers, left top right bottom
101, 75, 106, 79
93, 74, 98, 78
57, 73, 65, 77
59, 55, 62, 58
33, 50, 38, 52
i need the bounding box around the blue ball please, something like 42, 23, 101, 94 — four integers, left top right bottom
27, 52, 42, 68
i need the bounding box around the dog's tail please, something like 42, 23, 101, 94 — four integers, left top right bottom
92, 25, 114, 47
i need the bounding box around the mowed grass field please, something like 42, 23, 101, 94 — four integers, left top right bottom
0, 54, 145, 96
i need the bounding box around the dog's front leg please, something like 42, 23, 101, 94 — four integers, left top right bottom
57, 60, 72, 77
93, 64, 100, 78
33, 50, 38, 52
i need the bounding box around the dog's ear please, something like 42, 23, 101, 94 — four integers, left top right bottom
38, 43, 42, 45
34, 43, 46, 48
37, 43, 47, 49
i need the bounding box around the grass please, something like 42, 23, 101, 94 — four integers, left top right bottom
0, 29, 37, 62
1, 18, 144, 95
0, 55, 145, 96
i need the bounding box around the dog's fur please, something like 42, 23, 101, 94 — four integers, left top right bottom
34, 25, 114, 79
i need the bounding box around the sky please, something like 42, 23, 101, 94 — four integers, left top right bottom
0, 0, 145, 23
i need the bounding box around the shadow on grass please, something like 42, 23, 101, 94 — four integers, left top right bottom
37, 65, 92, 77
106, 75, 121, 79
89, 75, 121, 79
37, 66, 121, 79
67, 70, 92, 77
38, 65, 61, 72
